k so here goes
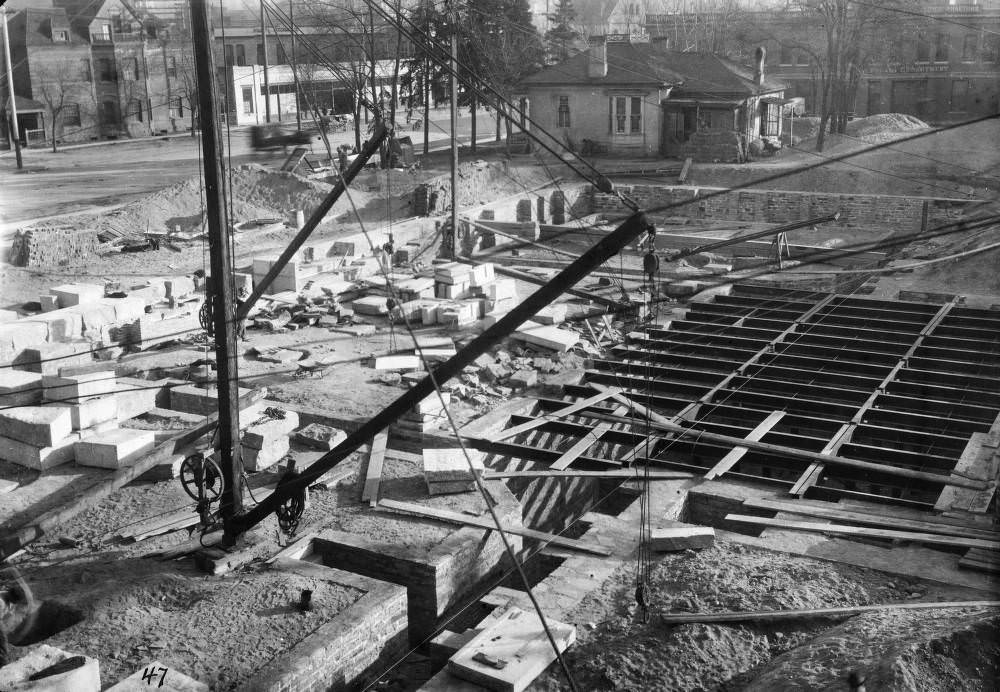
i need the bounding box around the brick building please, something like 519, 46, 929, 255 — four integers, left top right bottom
515, 35, 785, 162
0, 0, 194, 149
645, 0, 1000, 123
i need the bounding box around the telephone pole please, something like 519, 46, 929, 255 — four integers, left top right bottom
447, 0, 458, 258
2, 7, 23, 170
260, 0, 271, 123
190, 0, 244, 535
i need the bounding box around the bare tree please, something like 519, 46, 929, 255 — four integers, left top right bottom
33, 57, 94, 153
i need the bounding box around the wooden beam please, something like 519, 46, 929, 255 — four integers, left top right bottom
495, 390, 617, 441
725, 514, 1000, 551
0, 390, 263, 561
361, 431, 388, 508
660, 600, 1000, 625
935, 432, 998, 514
587, 384, 989, 491
378, 499, 611, 556
550, 404, 628, 470
742, 497, 1000, 541
789, 423, 852, 497
479, 470, 692, 480
704, 411, 784, 479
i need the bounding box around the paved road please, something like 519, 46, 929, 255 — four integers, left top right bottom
0, 107, 500, 233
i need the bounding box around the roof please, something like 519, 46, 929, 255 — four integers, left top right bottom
520, 41, 785, 97
0, 94, 47, 113
15, 7, 87, 46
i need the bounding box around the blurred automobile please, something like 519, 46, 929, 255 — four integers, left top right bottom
250, 123, 313, 152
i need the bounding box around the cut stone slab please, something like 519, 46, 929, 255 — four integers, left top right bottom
0, 405, 72, 447
374, 355, 422, 371
508, 370, 538, 390
42, 371, 117, 404
168, 384, 254, 416
106, 661, 208, 692
294, 422, 347, 450
242, 437, 290, 471
650, 526, 716, 552
420, 347, 457, 362
0, 369, 43, 406
448, 606, 575, 692
414, 391, 450, 414
256, 348, 302, 364
115, 377, 161, 421
51, 282, 105, 308
241, 409, 300, 450
512, 325, 580, 353
75, 427, 156, 469
352, 295, 390, 315
532, 304, 567, 325
0, 644, 100, 692
0, 431, 80, 470
47, 396, 118, 430
413, 334, 455, 349
424, 447, 485, 483
13, 340, 93, 375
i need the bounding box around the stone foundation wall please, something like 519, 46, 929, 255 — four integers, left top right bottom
674, 129, 744, 163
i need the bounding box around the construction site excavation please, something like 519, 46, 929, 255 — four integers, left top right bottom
1, 1, 1000, 691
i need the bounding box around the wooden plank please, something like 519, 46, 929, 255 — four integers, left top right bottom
789, 424, 852, 497
677, 157, 692, 184
447, 606, 575, 692
480, 469, 692, 480
586, 384, 990, 492
725, 514, 1000, 551
935, 433, 997, 513
743, 498, 1000, 541
361, 431, 388, 507
378, 498, 612, 556
704, 411, 784, 479
550, 404, 627, 471
494, 391, 616, 441
660, 600, 1000, 625
265, 532, 316, 564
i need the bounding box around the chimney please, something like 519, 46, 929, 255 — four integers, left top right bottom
754, 46, 766, 87
588, 35, 607, 79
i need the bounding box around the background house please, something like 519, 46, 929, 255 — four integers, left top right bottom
515, 35, 785, 161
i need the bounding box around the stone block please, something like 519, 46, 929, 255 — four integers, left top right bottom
43, 371, 117, 404
0, 644, 100, 692
0, 431, 80, 470
532, 304, 567, 325
487, 278, 518, 303
24, 309, 84, 342
512, 325, 580, 352
106, 660, 209, 691
469, 263, 496, 287
423, 447, 484, 483
40, 294, 59, 312
0, 309, 18, 323
509, 369, 538, 390
164, 276, 196, 299
352, 295, 390, 315
241, 436, 289, 471
47, 395, 118, 430
0, 369, 43, 405
294, 423, 347, 450
0, 320, 49, 352
75, 427, 156, 469
0, 405, 72, 447
51, 282, 105, 307
650, 526, 716, 552
241, 409, 299, 450
374, 355, 422, 371
13, 340, 93, 375
168, 384, 253, 416
414, 391, 450, 414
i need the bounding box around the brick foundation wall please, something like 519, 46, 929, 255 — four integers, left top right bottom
589, 184, 972, 233
248, 559, 408, 692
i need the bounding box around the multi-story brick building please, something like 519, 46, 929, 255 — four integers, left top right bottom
1, 0, 194, 149
645, 0, 1000, 124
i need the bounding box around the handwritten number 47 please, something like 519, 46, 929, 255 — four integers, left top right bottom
141, 666, 169, 688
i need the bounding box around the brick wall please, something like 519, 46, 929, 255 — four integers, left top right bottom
589, 184, 973, 233
248, 560, 408, 692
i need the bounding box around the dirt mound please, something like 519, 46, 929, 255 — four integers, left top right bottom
743, 608, 1000, 691
546, 540, 919, 691
846, 113, 930, 143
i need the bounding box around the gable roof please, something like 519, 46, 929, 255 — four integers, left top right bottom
520, 41, 785, 97
15, 7, 88, 46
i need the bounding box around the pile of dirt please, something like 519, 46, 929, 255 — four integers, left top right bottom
542, 540, 923, 691
846, 113, 930, 143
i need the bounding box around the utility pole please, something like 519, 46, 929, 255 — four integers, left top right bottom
260, 0, 271, 123
2, 7, 23, 170
190, 0, 244, 536
447, 0, 458, 258
291, 0, 300, 131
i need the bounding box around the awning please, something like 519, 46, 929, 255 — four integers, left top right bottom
0, 94, 46, 113
760, 96, 797, 105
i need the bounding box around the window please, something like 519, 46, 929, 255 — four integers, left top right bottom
613, 96, 626, 133
610, 96, 641, 134
242, 86, 254, 114
170, 96, 183, 117
81, 58, 91, 81
760, 101, 779, 137
629, 97, 641, 133
225, 45, 234, 66
166, 55, 177, 77
950, 79, 969, 111
97, 58, 114, 81
63, 103, 81, 127
124, 57, 138, 80
236, 45, 246, 67
988, 35, 1000, 63
53, 30, 68, 42
556, 96, 570, 127
934, 33, 949, 62
867, 80, 882, 115
100, 100, 118, 124
916, 33, 931, 62
779, 44, 793, 65
126, 98, 143, 122
962, 34, 978, 61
